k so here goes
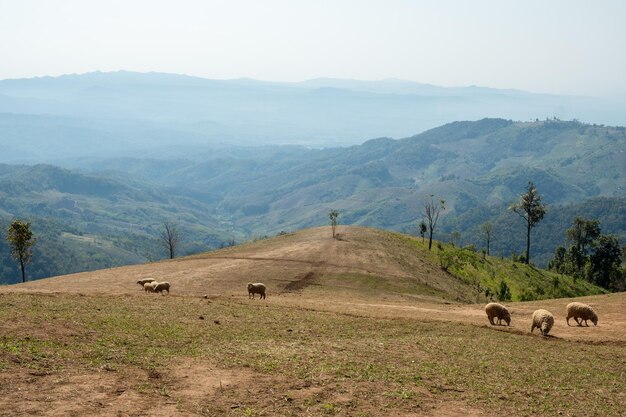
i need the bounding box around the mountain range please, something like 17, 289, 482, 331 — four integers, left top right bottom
1, 114, 624, 283
2, 71, 626, 160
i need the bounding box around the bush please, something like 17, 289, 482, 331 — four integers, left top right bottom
497, 280, 512, 301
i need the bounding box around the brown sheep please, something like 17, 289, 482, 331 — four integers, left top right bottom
247, 283, 266, 299
484, 302, 511, 326
566, 302, 598, 326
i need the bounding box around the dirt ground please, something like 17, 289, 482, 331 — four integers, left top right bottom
1, 226, 624, 416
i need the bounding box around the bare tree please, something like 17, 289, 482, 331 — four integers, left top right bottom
423, 196, 445, 251
509, 181, 546, 264
480, 222, 493, 256
159, 222, 181, 259
329, 209, 339, 238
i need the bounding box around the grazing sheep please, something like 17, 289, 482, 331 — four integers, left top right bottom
484, 302, 511, 326
247, 283, 266, 299
153, 281, 171, 295
566, 302, 598, 327
144, 281, 157, 293
137, 278, 156, 287
531, 309, 554, 336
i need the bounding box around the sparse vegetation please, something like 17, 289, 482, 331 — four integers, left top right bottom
0, 292, 623, 416
329, 209, 339, 239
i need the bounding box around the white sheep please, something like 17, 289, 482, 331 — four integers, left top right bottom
144, 281, 157, 293
247, 283, 266, 299
137, 278, 156, 288
153, 281, 171, 295
531, 309, 554, 336
484, 302, 511, 326
566, 302, 598, 327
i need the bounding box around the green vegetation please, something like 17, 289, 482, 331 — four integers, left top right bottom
0, 119, 624, 283
0, 293, 622, 416
5, 219, 36, 282
549, 217, 625, 291
423, 240, 606, 302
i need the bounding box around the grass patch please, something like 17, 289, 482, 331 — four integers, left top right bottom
0, 293, 623, 416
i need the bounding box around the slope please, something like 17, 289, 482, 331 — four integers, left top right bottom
5, 226, 605, 304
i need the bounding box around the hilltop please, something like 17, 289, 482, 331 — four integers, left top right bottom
6, 226, 605, 304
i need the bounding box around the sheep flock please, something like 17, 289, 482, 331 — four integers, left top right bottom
136, 276, 599, 339
485, 301, 600, 337
137, 278, 170, 295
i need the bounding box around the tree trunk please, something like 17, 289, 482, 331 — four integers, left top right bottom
486, 237, 490, 256
526, 219, 531, 264
19, 256, 25, 283
428, 229, 433, 251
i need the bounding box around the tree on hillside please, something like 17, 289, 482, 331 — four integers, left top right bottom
588, 235, 623, 290
566, 217, 600, 272
480, 222, 493, 256
329, 209, 339, 239
6, 219, 36, 283
509, 181, 546, 264
159, 221, 181, 259
418, 220, 427, 243
423, 196, 445, 251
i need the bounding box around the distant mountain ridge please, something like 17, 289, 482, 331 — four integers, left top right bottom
2, 70, 626, 159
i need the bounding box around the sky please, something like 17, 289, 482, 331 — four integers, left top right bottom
1, 0, 625, 97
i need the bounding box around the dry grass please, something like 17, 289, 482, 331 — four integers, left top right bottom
0, 292, 624, 416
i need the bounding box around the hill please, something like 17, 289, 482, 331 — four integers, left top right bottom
0, 226, 624, 416
6, 226, 605, 303
1, 118, 624, 281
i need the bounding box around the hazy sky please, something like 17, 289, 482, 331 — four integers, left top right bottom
1, 0, 625, 97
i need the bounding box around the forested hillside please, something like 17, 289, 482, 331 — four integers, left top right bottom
1, 118, 624, 283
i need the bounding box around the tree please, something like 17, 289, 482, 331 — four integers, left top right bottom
6, 220, 36, 283
418, 220, 427, 243
159, 222, 181, 259
328, 209, 339, 239
509, 181, 546, 264
480, 222, 493, 256
450, 231, 461, 247
566, 217, 600, 272
588, 235, 622, 290
423, 196, 445, 251
548, 245, 567, 274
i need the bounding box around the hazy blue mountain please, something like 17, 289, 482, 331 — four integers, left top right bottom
2, 71, 626, 160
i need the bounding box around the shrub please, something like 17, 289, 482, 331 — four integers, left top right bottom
497, 280, 512, 301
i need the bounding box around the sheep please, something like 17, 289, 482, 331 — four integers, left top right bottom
566, 302, 598, 327
144, 281, 157, 293
531, 309, 554, 336
153, 281, 171, 295
137, 278, 156, 287
484, 302, 511, 326
247, 282, 266, 299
